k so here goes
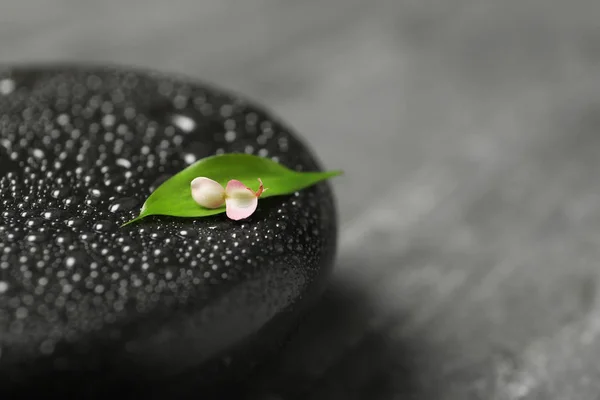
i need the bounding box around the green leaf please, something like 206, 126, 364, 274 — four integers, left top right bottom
122, 153, 342, 226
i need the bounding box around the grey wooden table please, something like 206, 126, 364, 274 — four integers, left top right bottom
4, 0, 600, 398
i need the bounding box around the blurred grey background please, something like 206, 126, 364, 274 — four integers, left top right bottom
4, 0, 600, 398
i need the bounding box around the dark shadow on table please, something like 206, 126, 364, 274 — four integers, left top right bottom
204, 262, 433, 400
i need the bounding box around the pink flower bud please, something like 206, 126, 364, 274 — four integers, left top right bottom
191, 177, 267, 220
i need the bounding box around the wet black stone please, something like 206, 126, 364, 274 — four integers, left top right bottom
0, 65, 337, 398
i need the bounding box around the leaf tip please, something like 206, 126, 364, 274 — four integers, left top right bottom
320, 170, 343, 180
120, 215, 144, 228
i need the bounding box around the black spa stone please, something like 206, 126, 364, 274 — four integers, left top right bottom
0, 65, 337, 397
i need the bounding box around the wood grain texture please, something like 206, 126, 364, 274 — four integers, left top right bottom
4, 0, 600, 398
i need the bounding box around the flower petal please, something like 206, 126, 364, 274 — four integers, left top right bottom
225, 179, 259, 220
190, 177, 226, 208
225, 179, 253, 196
225, 195, 258, 220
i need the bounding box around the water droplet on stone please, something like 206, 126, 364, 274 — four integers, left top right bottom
85, 196, 99, 207
63, 196, 80, 207
26, 231, 48, 243
183, 153, 197, 165
115, 158, 132, 169
42, 209, 65, 220
25, 218, 44, 228
93, 220, 116, 233
6, 232, 24, 242
51, 187, 70, 199
149, 232, 164, 240
89, 188, 104, 198
65, 257, 76, 269
1, 210, 16, 219
177, 229, 199, 239
64, 250, 90, 269
32, 148, 45, 159
65, 218, 84, 228
108, 197, 138, 213
56, 114, 70, 126
20, 210, 36, 218
0, 78, 15, 95
102, 114, 116, 127
55, 233, 74, 245
114, 184, 127, 194
224, 130, 236, 142
115, 236, 133, 245
171, 114, 196, 132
